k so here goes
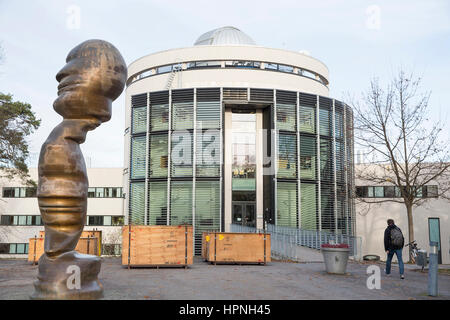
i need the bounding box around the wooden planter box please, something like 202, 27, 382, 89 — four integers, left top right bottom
122, 225, 193, 268
28, 236, 99, 264
203, 232, 271, 265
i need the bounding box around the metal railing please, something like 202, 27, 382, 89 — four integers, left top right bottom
230, 223, 362, 261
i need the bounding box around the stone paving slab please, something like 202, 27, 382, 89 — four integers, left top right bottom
0, 257, 448, 300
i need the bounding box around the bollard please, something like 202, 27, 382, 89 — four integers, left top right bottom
428, 241, 438, 297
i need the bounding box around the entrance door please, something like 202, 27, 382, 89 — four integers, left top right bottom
428, 218, 442, 264
232, 202, 256, 227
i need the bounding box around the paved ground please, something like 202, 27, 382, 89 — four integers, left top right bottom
0, 257, 449, 300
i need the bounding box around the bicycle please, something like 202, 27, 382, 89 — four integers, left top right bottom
405, 240, 427, 271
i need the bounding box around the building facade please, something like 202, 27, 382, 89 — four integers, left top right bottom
124, 26, 355, 255
355, 164, 449, 264
0, 168, 125, 258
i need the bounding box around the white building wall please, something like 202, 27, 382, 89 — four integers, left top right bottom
355, 165, 450, 264
0, 168, 124, 258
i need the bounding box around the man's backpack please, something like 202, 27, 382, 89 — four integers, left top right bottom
390, 227, 404, 248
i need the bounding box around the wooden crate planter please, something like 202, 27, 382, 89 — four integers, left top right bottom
122, 225, 193, 268
28, 236, 99, 264
203, 232, 271, 265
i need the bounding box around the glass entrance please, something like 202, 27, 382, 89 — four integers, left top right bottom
232, 202, 256, 227
230, 110, 257, 228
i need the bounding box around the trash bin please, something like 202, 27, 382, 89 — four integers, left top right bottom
416, 249, 427, 269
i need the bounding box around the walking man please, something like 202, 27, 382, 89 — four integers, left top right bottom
384, 219, 405, 279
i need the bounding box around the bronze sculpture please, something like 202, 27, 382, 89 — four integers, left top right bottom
31, 40, 126, 299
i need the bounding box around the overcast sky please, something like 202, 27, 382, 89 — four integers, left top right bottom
0, 0, 449, 168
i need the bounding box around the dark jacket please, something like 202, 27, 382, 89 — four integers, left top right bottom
384, 224, 404, 251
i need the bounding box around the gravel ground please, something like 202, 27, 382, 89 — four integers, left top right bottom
0, 257, 448, 300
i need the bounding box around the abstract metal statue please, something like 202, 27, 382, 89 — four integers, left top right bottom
31, 40, 126, 299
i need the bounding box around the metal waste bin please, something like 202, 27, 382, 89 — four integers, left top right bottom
416, 249, 427, 270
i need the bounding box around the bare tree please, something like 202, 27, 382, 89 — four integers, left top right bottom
353, 69, 450, 261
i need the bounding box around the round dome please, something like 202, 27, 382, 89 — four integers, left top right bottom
194, 26, 256, 46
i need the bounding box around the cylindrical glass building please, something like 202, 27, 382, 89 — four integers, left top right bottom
124, 26, 355, 254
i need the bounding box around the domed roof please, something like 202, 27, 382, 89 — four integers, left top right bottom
194, 26, 256, 46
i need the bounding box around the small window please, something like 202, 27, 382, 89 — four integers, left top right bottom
265, 63, 278, 70
16, 243, 26, 254
95, 188, 104, 198
157, 65, 172, 74
278, 64, 294, 73
88, 216, 104, 226
374, 187, 384, 198
112, 216, 124, 226
18, 216, 27, 226
384, 186, 395, 198
9, 244, 16, 254
103, 216, 112, 226
25, 187, 37, 197
426, 185, 438, 198
367, 187, 374, 198
88, 188, 96, 198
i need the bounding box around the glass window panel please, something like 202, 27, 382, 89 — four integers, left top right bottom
172, 102, 193, 130
335, 111, 344, 139
196, 130, 220, 177
265, 63, 278, 70
130, 136, 147, 179
9, 243, 16, 254
321, 187, 334, 232
278, 64, 294, 73
16, 244, 25, 254
319, 108, 331, 136
277, 182, 297, 227
13, 216, 18, 225
374, 186, 384, 198
194, 61, 221, 68
95, 188, 104, 198
103, 216, 112, 226
129, 182, 145, 225
276, 103, 296, 132
301, 183, 317, 230
19, 187, 26, 197
170, 181, 192, 226
171, 131, 193, 177
300, 136, 316, 180
299, 106, 315, 133
385, 186, 395, 198
148, 181, 168, 225
277, 134, 297, 178
14, 187, 20, 197
320, 139, 332, 182
26, 216, 32, 225
112, 216, 124, 226
150, 104, 169, 132
157, 65, 172, 74
150, 134, 168, 178
88, 187, 96, 198
132, 107, 147, 134
18, 216, 26, 225
36, 216, 42, 225
427, 185, 438, 198
367, 187, 374, 197
197, 101, 220, 129
195, 181, 220, 253
25, 187, 36, 197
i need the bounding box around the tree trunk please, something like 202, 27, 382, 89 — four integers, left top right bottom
406, 202, 414, 263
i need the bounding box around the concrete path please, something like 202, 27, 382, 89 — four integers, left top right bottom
0, 257, 448, 300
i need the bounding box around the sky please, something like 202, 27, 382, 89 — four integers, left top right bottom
0, 0, 449, 167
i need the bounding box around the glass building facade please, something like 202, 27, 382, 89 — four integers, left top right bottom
128, 87, 355, 254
